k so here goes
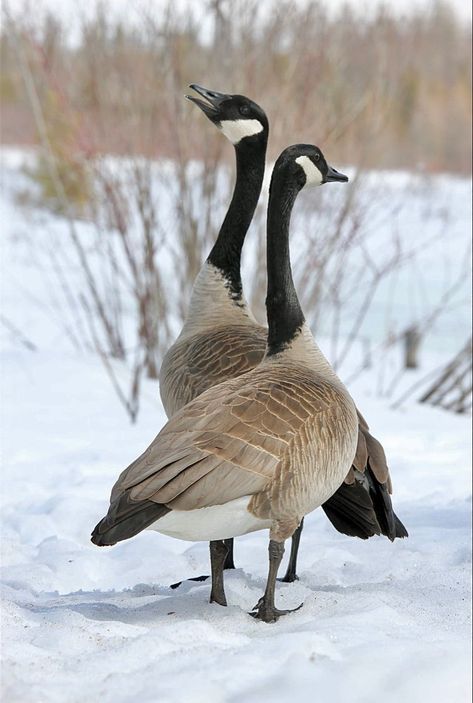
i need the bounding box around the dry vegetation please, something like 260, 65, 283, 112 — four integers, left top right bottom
2, 1, 471, 171
1, 0, 471, 419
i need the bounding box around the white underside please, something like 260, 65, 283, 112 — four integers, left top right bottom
147, 496, 271, 542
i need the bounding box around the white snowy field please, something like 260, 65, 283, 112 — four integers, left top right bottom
1, 149, 472, 702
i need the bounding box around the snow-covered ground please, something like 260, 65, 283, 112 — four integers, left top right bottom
1, 150, 471, 702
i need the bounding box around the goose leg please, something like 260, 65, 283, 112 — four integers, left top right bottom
223, 538, 235, 569
279, 518, 304, 583
209, 539, 229, 606
250, 540, 303, 623
170, 538, 235, 590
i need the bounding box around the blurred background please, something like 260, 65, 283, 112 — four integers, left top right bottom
1, 0, 471, 420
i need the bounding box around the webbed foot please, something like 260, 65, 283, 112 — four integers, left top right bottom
278, 572, 299, 583
169, 574, 209, 589
249, 596, 303, 623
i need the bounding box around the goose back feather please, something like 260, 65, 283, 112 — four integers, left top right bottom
93, 328, 358, 546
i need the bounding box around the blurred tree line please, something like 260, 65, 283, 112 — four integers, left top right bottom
1, 0, 470, 421
1, 0, 471, 183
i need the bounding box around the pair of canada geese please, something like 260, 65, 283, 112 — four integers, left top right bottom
92, 84, 407, 623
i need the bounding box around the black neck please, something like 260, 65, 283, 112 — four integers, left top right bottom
266, 170, 305, 355
207, 137, 267, 300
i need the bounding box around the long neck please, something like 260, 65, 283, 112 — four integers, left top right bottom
207, 138, 266, 300
266, 173, 305, 355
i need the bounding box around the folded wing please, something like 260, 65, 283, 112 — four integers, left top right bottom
322, 409, 408, 541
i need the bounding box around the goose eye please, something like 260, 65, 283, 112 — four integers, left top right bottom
239, 104, 250, 116
314, 153, 320, 161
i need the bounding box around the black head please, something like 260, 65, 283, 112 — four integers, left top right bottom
186, 84, 269, 145
273, 144, 348, 190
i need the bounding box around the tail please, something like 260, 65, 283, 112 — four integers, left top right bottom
91, 489, 170, 546
364, 465, 408, 541
322, 466, 408, 541
322, 478, 381, 540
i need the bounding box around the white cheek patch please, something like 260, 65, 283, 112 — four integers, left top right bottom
295, 155, 323, 187
219, 119, 264, 144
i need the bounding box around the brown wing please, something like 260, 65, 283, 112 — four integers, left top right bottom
93, 364, 357, 547
350, 411, 391, 490
111, 365, 342, 512
159, 325, 267, 416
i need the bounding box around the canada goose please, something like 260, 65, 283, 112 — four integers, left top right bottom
161, 85, 407, 586
160, 84, 269, 574
92, 144, 363, 623
160, 84, 269, 418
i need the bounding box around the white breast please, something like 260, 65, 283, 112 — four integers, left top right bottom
147, 496, 271, 541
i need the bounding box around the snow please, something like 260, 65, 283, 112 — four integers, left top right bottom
1, 149, 471, 702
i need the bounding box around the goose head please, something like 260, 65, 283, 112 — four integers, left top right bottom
274, 144, 348, 190
186, 83, 268, 146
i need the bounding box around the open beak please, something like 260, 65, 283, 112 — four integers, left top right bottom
324, 165, 349, 183
186, 84, 230, 119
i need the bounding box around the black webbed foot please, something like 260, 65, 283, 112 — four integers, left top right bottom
169, 574, 210, 589
249, 596, 303, 623
278, 572, 299, 583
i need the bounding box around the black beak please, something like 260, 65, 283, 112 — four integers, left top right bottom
324, 165, 349, 183
186, 84, 230, 120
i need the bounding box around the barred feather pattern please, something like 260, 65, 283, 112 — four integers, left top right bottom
157, 264, 405, 543
160, 310, 396, 501
111, 355, 359, 542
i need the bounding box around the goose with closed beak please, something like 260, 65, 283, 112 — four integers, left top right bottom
92, 144, 364, 622
161, 85, 407, 587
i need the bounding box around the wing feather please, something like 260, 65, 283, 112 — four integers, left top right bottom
160, 325, 267, 416
327, 415, 408, 541
111, 366, 341, 515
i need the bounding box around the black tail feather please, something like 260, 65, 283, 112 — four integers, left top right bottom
364, 464, 396, 540
91, 490, 170, 546
394, 513, 409, 539
322, 468, 408, 541
365, 464, 408, 541
322, 481, 382, 539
